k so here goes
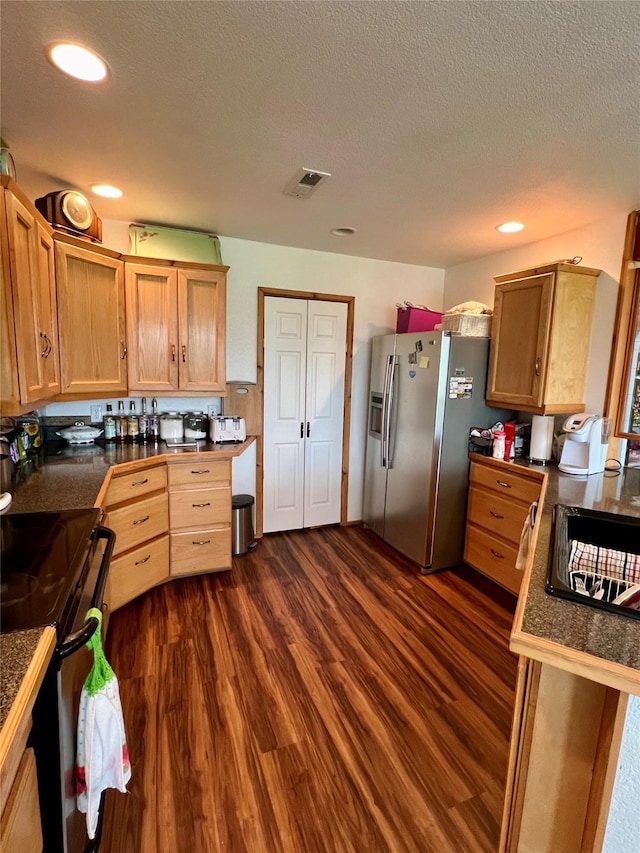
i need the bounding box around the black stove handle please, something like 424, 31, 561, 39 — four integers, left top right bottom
59, 526, 116, 660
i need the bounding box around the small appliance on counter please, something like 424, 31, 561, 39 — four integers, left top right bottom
210, 415, 246, 443
558, 413, 610, 476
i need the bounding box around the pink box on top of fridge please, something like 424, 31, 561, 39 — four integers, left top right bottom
396, 304, 443, 333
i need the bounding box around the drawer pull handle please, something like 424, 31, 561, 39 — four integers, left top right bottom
132, 515, 150, 525
192, 539, 211, 546
192, 502, 211, 508
489, 510, 505, 519
131, 478, 149, 487
496, 480, 511, 488
191, 469, 211, 474
490, 548, 505, 560
135, 555, 151, 565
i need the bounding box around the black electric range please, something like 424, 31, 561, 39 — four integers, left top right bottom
0, 508, 100, 636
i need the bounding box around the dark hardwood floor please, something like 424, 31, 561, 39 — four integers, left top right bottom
102, 525, 517, 853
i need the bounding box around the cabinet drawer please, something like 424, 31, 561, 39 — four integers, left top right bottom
470, 463, 541, 504
106, 493, 169, 556
1, 747, 43, 853
109, 534, 169, 610
467, 485, 530, 546
168, 459, 230, 488
169, 487, 231, 530
105, 464, 167, 507
170, 528, 231, 576
464, 524, 521, 594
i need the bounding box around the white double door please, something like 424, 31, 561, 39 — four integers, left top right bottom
263, 296, 348, 533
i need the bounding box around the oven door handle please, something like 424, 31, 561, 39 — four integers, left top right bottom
59, 526, 116, 660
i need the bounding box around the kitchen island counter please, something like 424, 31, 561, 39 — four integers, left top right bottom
510, 462, 640, 693
8, 437, 256, 514
0, 628, 55, 811
500, 461, 640, 853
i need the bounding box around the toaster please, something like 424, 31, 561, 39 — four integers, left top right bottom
209, 415, 246, 443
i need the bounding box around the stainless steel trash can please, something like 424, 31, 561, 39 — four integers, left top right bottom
232, 494, 256, 555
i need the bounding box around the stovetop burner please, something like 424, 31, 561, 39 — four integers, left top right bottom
0, 508, 100, 633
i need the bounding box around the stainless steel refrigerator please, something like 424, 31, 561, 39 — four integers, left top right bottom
363, 331, 510, 573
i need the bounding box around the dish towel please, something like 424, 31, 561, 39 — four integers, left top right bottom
568, 540, 640, 583
515, 501, 538, 572
76, 607, 131, 839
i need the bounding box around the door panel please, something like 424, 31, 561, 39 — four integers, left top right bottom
363, 335, 395, 536
303, 301, 347, 527
125, 265, 178, 391
178, 269, 226, 392
263, 297, 307, 532
264, 297, 347, 532
35, 225, 60, 397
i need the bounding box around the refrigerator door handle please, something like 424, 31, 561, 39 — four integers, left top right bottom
381, 355, 392, 468
385, 356, 397, 468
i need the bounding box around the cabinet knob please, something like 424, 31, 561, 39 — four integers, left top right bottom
132, 515, 150, 525
192, 539, 211, 546
120, 341, 127, 360
135, 554, 151, 566
490, 548, 505, 560
192, 502, 211, 508
131, 478, 149, 487
171, 344, 176, 362
489, 509, 505, 519
496, 480, 511, 488
534, 357, 542, 376
182, 344, 186, 363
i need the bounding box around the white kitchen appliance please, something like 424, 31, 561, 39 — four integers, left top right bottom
558, 413, 609, 475
209, 415, 246, 443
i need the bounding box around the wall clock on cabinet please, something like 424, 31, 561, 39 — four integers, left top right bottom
35, 190, 102, 242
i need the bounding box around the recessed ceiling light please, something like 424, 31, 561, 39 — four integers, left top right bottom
331, 227, 357, 237
497, 221, 524, 233
90, 184, 122, 199
47, 43, 108, 82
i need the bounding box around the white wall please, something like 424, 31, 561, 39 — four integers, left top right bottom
443, 214, 627, 415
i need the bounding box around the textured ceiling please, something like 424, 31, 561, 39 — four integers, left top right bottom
1, 1, 639, 267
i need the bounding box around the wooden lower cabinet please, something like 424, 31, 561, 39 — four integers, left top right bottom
102, 461, 170, 611
0, 748, 42, 853
500, 657, 628, 852
464, 457, 544, 594
108, 534, 170, 611
168, 458, 232, 576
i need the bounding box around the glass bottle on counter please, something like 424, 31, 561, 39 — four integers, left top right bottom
127, 400, 140, 442
148, 398, 160, 442
103, 403, 116, 441
115, 400, 127, 443
138, 397, 150, 443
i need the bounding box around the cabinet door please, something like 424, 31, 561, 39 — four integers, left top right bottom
55, 241, 127, 395
34, 224, 61, 397
125, 263, 179, 391
486, 274, 553, 409
177, 268, 226, 392
4, 192, 54, 404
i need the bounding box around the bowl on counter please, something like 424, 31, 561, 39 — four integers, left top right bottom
55, 423, 103, 445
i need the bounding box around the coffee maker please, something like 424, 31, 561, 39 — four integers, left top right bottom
558, 414, 610, 475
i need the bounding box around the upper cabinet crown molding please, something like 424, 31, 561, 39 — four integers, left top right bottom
486, 263, 601, 415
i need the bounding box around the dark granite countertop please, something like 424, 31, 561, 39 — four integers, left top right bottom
7, 437, 255, 514
513, 463, 640, 684
0, 628, 48, 729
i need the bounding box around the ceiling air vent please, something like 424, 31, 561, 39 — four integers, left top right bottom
284, 168, 331, 199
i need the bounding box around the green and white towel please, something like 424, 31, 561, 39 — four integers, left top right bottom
76, 607, 131, 839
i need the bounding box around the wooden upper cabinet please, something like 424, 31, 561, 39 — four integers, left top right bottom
178, 268, 226, 392
55, 237, 127, 396
125, 261, 226, 394
0, 179, 60, 412
486, 263, 600, 415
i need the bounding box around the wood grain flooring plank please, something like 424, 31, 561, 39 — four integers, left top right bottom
102, 525, 517, 853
